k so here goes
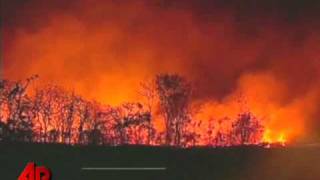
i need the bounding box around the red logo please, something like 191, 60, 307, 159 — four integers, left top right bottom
18, 162, 52, 180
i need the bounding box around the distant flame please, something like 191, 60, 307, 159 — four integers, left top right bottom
277, 133, 287, 146
262, 128, 287, 146
262, 129, 273, 144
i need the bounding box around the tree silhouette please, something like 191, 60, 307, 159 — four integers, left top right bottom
231, 112, 264, 145
0, 76, 37, 142
111, 103, 152, 145
0, 75, 271, 147
155, 74, 192, 146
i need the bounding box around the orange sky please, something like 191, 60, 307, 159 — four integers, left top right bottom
3, 0, 320, 143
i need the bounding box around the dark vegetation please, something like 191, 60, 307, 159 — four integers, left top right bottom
0, 74, 265, 147
1, 75, 319, 180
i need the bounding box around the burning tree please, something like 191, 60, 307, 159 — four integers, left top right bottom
0, 76, 37, 142
231, 112, 264, 145
155, 74, 192, 146
32, 85, 60, 143
32, 85, 79, 144
77, 99, 93, 145
111, 103, 153, 145
207, 117, 232, 147
85, 103, 112, 146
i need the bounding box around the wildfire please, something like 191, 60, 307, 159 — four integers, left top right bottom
262, 129, 273, 144
2, 0, 320, 146
278, 133, 287, 144
0, 76, 294, 147
262, 129, 287, 147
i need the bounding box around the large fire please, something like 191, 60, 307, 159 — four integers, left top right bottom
2, 0, 320, 146
0, 76, 293, 147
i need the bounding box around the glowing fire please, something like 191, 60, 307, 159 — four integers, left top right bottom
0, 77, 293, 147
262, 129, 287, 146
3, 0, 320, 146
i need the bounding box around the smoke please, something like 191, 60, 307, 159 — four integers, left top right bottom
2, 0, 320, 142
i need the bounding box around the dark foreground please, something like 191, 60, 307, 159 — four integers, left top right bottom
1, 143, 320, 180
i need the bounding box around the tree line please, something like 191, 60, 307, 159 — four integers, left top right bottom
0, 74, 264, 147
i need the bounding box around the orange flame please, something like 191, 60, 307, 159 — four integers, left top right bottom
262, 129, 286, 145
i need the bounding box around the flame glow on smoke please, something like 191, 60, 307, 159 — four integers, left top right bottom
3, 0, 320, 145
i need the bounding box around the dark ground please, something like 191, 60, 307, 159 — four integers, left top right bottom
1, 143, 319, 180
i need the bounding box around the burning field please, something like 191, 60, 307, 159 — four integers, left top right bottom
2, 0, 320, 147
2, 0, 320, 179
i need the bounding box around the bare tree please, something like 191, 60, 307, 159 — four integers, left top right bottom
79, 102, 111, 146
139, 80, 158, 145
32, 85, 56, 143
111, 103, 152, 145
77, 98, 91, 144
63, 92, 79, 144
0, 76, 37, 142
231, 112, 264, 145
155, 74, 192, 146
